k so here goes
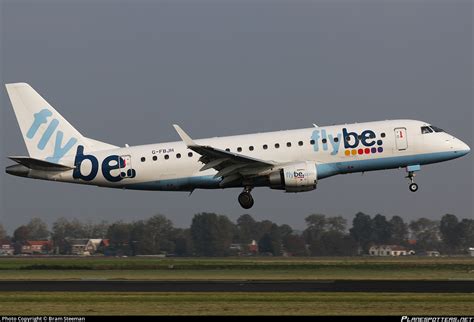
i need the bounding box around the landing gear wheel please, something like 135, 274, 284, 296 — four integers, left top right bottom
238, 191, 254, 209
406, 170, 419, 193
409, 183, 418, 192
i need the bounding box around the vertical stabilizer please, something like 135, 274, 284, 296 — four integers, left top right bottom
5, 83, 115, 163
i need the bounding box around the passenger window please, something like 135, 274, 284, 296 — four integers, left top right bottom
381, 133, 386, 138
225, 148, 230, 152
310, 140, 315, 145
141, 157, 146, 162
263, 144, 268, 150
334, 137, 339, 142
421, 126, 433, 134
164, 155, 169, 160
322, 139, 327, 144
286, 142, 291, 147
188, 152, 193, 157
275, 143, 280, 148
237, 147, 242, 152
298, 141, 303, 146
249, 146, 254, 151
152, 156, 157, 161
176, 153, 181, 159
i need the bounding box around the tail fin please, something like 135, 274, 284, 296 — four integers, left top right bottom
5, 83, 116, 163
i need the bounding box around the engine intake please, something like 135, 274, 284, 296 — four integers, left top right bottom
269, 161, 317, 192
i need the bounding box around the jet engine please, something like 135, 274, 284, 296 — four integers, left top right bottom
268, 161, 317, 192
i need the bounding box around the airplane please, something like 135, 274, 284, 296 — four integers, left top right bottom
4, 83, 471, 209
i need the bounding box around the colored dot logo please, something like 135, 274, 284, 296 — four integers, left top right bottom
345, 146, 383, 156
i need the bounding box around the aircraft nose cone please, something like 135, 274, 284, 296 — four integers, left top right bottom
457, 140, 470, 156
464, 143, 470, 153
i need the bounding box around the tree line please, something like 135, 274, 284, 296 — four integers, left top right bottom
1, 212, 472, 256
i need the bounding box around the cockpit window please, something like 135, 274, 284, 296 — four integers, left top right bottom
430, 126, 444, 133
421, 126, 433, 134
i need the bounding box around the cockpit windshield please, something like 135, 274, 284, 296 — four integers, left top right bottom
430, 126, 444, 133
421, 125, 444, 134
421, 126, 433, 134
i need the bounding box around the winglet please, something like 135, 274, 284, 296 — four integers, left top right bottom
173, 124, 197, 147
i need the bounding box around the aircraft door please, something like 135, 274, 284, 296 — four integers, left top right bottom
394, 128, 408, 150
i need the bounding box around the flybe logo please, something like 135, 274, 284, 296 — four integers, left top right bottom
73, 145, 137, 182
286, 170, 306, 180
293, 171, 305, 179
311, 128, 384, 156
27, 109, 78, 162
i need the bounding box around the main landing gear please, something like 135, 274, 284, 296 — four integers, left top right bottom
406, 171, 419, 192
238, 187, 254, 209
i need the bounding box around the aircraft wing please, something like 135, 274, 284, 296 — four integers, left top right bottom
173, 125, 276, 186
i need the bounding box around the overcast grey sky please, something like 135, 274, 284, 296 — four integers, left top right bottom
1, 0, 472, 233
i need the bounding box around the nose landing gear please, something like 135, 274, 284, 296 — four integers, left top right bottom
238, 187, 254, 209
409, 182, 419, 192
406, 171, 419, 192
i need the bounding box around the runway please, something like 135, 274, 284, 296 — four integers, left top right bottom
1, 280, 473, 292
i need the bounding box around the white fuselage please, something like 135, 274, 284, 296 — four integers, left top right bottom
14, 119, 470, 192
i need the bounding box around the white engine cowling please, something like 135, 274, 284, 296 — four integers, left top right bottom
269, 161, 317, 192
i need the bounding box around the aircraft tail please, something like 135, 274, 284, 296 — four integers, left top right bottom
5, 83, 116, 163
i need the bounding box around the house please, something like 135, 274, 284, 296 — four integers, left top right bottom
369, 245, 409, 256
69, 239, 89, 255
96, 239, 110, 254
248, 240, 258, 254
70, 238, 107, 255
0, 241, 14, 256
21, 240, 53, 254
86, 239, 103, 254
426, 250, 440, 257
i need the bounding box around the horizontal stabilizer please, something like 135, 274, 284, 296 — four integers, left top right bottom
8, 156, 74, 171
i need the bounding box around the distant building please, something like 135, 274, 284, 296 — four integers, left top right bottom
248, 240, 258, 254
369, 245, 409, 256
100, 239, 110, 248
21, 240, 53, 255
86, 239, 104, 254
425, 250, 440, 257
70, 239, 107, 255
468, 248, 474, 257
229, 243, 242, 251
97, 239, 110, 254
0, 241, 14, 256
69, 239, 89, 255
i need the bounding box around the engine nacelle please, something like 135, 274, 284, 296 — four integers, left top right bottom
269, 161, 317, 192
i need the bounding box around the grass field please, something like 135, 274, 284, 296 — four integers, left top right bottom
1, 257, 472, 315
1, 292, 472, 315
0, 257, 472, 280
